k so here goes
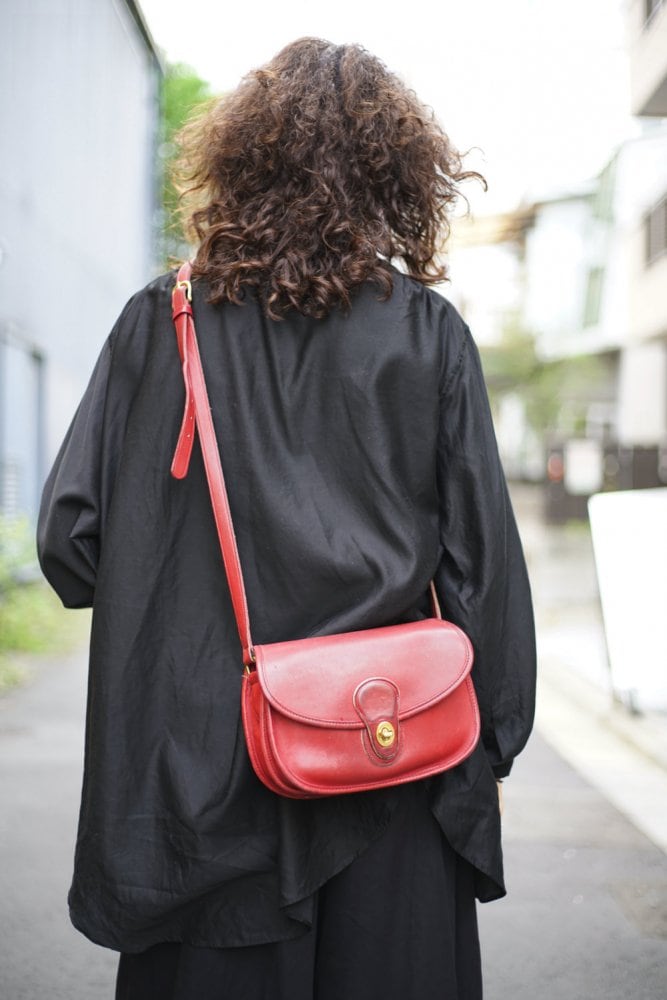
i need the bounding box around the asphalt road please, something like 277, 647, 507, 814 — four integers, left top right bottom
1, 645, 666, 999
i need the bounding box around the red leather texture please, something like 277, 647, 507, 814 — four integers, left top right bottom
241, 619, 480, 798
172, 262, 481, 797
170, 279, 195, 479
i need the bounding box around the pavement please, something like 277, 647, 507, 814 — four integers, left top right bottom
479, 734, 667, 1000
0, 483, 666, 999
0, 645, 119, 999
512, 483, 667, 856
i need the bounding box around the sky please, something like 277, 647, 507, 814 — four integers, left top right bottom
139, 0, 636, 215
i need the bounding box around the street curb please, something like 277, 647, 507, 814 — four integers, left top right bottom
539, 657, 667, 774
536, 657, 667, 855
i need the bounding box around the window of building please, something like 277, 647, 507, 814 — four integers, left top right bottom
645, 0, 665, 25
583, 267, 604, 328
645, 195, 667, 265
0, 331, 45, 521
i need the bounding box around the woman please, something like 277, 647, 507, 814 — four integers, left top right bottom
38, 38, 536, 1000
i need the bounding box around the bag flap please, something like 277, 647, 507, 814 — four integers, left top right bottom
253, 618, 474, 727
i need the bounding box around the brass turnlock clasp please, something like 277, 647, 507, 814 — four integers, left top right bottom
354, 678, 400, 762
376, 721, 396, 748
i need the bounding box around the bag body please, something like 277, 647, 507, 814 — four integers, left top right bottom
242, 618, 480, 798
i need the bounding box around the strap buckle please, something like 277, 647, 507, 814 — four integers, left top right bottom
173, 278, 192, 302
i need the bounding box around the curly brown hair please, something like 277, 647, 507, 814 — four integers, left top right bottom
174, 38, 485, 320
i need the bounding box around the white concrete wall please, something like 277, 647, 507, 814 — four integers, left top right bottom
523, 131, 667, 447
0, 0, 160, 516
617, 341, 667, 446
627, 0, 667, 115
523, 197, 593, 358
615, 128, 667, 445
618, 127, 667, 344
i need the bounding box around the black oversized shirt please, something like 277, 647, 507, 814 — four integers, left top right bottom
37, 267, 536, 952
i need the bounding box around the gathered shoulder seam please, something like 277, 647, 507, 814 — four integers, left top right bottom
440, 327, 470, 398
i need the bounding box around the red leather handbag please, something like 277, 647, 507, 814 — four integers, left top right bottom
170, 262, 481, 798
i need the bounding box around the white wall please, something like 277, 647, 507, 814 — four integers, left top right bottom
614, 128, 667, 446
523, 196, 593, 358
0, 0, 160, 515
617, 341, 667, 446
446, 242, 523, 346
627, 0, 667, 116
522, 131, 667, 448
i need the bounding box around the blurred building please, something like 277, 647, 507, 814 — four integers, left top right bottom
525, 126, 667, 427
0, 0, 161, 520
446, 2, 667, 501
624, 0, 667, 450
522, 183, 604, 362
448, 20, 667, 500
442, 212, 529, 349
628, 0, 667, 117
446, 210, 541, 479
532, 1, 667, 504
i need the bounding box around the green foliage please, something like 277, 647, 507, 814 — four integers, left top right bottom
0, 658, 26, 694
158, 62, 214, 266
0, 515, 36, 591
524, 354, 610, 437
478, 330, 535, 390
0, 582, 82, 655
163, 63, 212, 137
0, 517, 89, 693
480, 327, 613, 437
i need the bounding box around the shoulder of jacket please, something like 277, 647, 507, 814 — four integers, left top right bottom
389, 268, 467, 329
133, 268, 178, 303
121, 269, 178, 312
106, 270, 177, 360
389, 269, 475, 377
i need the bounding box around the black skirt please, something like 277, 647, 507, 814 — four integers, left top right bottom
115, 781, 483, 1000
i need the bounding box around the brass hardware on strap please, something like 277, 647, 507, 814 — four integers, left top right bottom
173, 278, 192, 301
243, 648, 256, 676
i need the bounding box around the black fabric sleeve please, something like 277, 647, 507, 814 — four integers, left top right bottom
37, 340, 112, 608
434, 320, 537, 780
36, 292, 145, 609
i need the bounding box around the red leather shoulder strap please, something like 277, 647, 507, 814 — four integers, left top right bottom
170, 262, 255, 665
